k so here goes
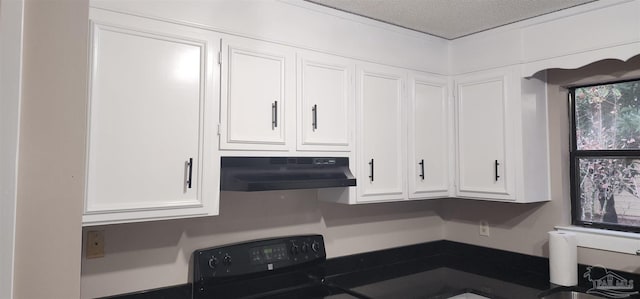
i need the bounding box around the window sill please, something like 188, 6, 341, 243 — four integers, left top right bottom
555, 226, 640, 255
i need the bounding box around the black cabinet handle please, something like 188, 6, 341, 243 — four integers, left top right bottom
312, 104, 318, 131
272, 100, 278, 129
186, 158, 193, 189
494, 160, 500, 182
419, 159, 425, 180
368, 159, 374, 182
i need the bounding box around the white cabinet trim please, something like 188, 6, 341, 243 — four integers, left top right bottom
451, 0, 640, 75
522, 42, 640, 77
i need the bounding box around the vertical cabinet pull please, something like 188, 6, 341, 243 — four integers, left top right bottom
272, 100, 278, 129
312, 104, 318, 131
419, 159, 425, 180
368, 159, 374, 182
186, 158, 193, 189
494, 160, 500, 182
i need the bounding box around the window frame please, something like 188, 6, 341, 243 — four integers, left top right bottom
569, 78, 640, 233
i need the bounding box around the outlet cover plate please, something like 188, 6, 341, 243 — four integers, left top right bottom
86, 230, 105, 259
479, 220, 490, 237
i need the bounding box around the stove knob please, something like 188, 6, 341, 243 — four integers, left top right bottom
223, 254, 232, 265
301, 243, 309, 253
290, 244, 299, 255
208, 256, 218, 269
311, 241, 321, 253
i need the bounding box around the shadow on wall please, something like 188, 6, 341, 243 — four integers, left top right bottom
185, 190, 323, 237
81, 189, 442, 276
440, 198, 547, 229
81, 189, 321, 276
319, 198, 441, 227
439, 198, 553, 258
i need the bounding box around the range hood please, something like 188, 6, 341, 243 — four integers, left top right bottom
220, 157, 356, 191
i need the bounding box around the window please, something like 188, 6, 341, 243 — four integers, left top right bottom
570, 79, 640, 232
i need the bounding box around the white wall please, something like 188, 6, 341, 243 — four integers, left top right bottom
441, 56, 640, 274
12, 0, 88, 298
81, 191, 444, 298
0, 0, 23, 298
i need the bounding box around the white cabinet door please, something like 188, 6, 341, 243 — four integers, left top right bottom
84, 10, 220, 225
220, 37, 295, 151
407, 72, 450, 199
297, 51, 354, 151
455, 69, 515, 200
356, 63, 407, 202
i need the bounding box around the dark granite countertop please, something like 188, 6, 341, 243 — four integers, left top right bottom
105, 240, 639, 299
321, 240, 550, 299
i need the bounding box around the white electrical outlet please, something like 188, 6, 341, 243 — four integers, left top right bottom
479, 220, 490, 237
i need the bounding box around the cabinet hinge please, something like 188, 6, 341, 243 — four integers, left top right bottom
217, 123, 221, 135
218, 51, 222, 65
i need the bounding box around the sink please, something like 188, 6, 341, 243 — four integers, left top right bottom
540, 291, 604, 299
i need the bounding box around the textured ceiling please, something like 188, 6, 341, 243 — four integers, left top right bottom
306, 0, 597, 39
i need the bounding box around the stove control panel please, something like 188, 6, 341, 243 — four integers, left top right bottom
192, 235, 326, 281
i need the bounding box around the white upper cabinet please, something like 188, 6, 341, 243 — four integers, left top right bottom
220, 36, 295, 151
453, 66, 550, 203
356, 63, 407, 202
297, 51, 355, 151
84, 9, 220, 225
455, 69, 515, 200
407, 72, 450, 199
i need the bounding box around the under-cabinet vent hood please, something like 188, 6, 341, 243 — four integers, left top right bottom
220, 157, 356, 191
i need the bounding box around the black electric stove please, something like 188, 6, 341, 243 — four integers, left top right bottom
191, 235, 370, 299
